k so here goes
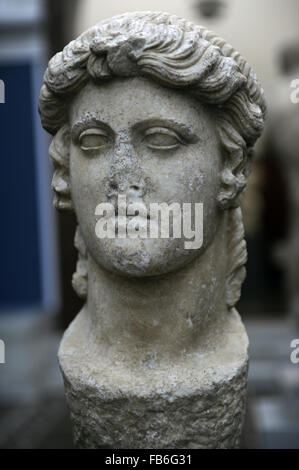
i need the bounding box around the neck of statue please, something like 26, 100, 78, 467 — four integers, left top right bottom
85, 213, 230, 365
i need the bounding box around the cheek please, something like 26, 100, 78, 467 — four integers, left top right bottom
191, 166, 219, 202
69, 148, 109, 229
176, 151, 221, 246
175, 149, 221, 205
70, 147, 108, 196
139, 150, 201, 202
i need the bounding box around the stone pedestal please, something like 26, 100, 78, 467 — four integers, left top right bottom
59, 307, 248, 449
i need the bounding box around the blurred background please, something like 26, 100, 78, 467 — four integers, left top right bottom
0, 0, 299, 449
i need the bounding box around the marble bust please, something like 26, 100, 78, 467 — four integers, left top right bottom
39, 11, 266, 448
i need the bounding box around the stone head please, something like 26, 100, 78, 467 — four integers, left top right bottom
39, 11, 266, 307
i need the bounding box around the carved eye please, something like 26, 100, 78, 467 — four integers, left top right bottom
143, 127, 184, 150
79, 128, 109, 151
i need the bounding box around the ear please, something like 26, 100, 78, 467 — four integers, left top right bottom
49, 124, 73, 210
216, 122, 251, 210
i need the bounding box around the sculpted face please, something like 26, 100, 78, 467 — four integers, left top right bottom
69, 77, 222, 277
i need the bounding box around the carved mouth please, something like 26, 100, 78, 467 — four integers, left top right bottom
114, 208, 151, 220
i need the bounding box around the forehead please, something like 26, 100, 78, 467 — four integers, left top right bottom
70, 77, 213, 132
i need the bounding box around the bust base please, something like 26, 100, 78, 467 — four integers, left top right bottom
58, 308, 248, 449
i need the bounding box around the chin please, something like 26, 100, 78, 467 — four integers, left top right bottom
92, 237, 201, 278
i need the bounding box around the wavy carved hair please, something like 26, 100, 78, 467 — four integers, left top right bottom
39, 11, 266, 307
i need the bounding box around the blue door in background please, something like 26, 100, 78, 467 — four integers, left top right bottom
0, 62, 42, 309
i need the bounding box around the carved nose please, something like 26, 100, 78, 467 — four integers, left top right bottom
106, 179, 146, 201
127, 183, 144, 199
106, 135, 148, 200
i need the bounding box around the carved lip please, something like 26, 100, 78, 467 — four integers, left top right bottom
114, 208, 151, 220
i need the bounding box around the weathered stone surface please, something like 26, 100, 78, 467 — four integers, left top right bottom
59, 307, 248, 448
39, 11, 266, 448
